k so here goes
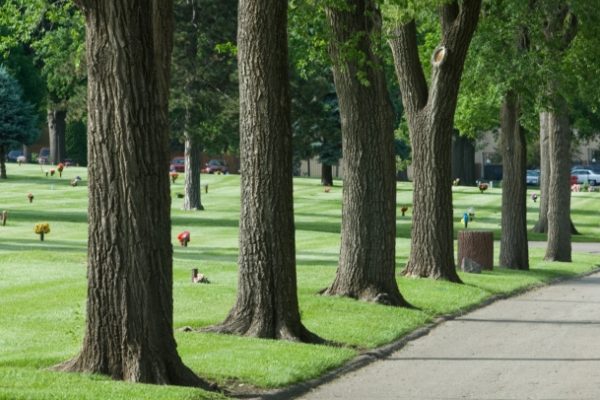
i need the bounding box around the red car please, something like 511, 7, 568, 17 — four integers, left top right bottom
204, 159, 228, 174
170, 157, 185, 172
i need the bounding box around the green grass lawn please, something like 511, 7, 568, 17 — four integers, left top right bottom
0, 163, 599, 399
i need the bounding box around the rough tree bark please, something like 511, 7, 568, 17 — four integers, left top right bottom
451, 130, 476, 186
451, 129, 465, 184
321, 164, 333, 186
544, 99, 572, 261
0, 144, 6, 179
320, 0, 411, 307
463, 136, 476, 186
531, 112, 550, 233
48, 107, 67, 165
200, 0, 323, 341
389, 0, 482, 282
542, 5, 578, 258
499, 91, 529, 270
53, 0, 209, 388
182, 127, 204, 211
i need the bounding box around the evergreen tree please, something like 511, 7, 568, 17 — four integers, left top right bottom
0, 66, 39, 179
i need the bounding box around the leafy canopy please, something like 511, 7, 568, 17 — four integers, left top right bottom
0, 65, 39, 147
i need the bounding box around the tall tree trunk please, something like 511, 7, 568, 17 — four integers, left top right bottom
54, 0, 208, 388
182, 127, 204, 210
320, 0, 411, 307
200, 0, 322, 342
544, 99, 572, 262
397, 169, 409, 182
0, 144, 6, 179
389, 0, 481, 282
499, 91, 529, 270
531, 112, 550, 233
463, 137, 476, 186
451, 129, 465, 184
48, 107, 67, 165
321, 164, 333, 186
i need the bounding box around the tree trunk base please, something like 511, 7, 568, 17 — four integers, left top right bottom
181, 204, 204, 211
198, 318, 326, 344
50, 353, 215, 390
318, 285, 414, 308
532, 219, 579, 235
400, 264, 463, 283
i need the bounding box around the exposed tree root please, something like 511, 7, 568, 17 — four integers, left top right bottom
400, 264, 463, 284
50, 353, 215, 390
198, 315, 327, 345
318, 285, 415, 309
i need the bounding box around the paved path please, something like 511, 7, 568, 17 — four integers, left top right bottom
298, 271, 600, 400
528, 241, 600, 254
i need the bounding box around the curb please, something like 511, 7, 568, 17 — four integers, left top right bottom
241, 267, 600, 400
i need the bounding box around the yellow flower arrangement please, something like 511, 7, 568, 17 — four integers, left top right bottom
34, 223, 51, 241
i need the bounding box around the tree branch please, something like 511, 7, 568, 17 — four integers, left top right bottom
439, 1, 459, 38
444, 0, 482, 48
388, 19, 428, 113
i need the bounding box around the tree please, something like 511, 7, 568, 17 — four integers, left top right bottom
170, 0, 239, 211
0, 0, 86, 165
319, 0, 411, 307
0, 66, 39, 179
538, 2, 579, 262
200, 0, 323, 342
387, 0, 482, 282
499, 90, 529, 270
291, 77, 342, 187
451, 129, 476, 186
52, 0, 209, 387
287, 6, 342, 186
65, 119, 87, 166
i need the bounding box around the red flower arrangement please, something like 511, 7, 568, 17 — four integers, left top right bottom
170, 172, 179, 184
401, 206, 408, 216
478, 183, 489, 193
50, 169, 55, 176
27, 193, 34, 203
177, 231, 190, 247
57, 163, 65, 177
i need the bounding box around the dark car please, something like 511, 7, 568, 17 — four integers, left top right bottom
170, 157, 185, 172
5, 150, 24, 162
205, 159, 228, 174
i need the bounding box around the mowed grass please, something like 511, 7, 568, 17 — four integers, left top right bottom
0, 163, 599, 399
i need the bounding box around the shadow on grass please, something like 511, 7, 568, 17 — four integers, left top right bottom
5, 210, 88, 224
0, 239, 87, 253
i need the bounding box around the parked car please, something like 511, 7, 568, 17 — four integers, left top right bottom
526, 170, 540, 185
38, 147, 50, 164
170, 157, 185, 172
571, 168, 600, 186
5, 150, 24, 162
205, 159, 228, 174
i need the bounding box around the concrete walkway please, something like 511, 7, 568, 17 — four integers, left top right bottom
297, 271, 600, 400
532, 241, 600, 254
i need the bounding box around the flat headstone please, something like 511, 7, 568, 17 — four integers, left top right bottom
461, 257, 482, 274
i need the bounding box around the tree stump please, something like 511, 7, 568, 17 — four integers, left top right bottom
457, 230, 493, 271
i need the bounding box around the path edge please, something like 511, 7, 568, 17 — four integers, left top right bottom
247, 266, 600, 400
